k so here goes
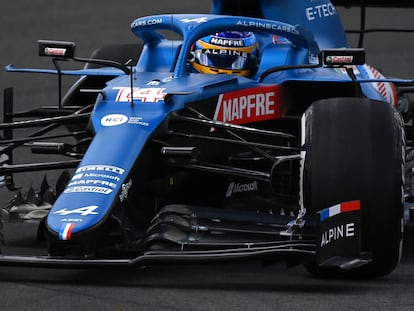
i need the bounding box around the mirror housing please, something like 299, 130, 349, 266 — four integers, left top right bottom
320, 48, 366, 67
38, 40, 76, 58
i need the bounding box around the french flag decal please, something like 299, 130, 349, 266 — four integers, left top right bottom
59, 223, 75, 240
319, 201, 360, 222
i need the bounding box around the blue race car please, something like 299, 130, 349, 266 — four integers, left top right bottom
1, 0, 413, 278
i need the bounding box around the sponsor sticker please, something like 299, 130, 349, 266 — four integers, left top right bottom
44, 47, 67, 57
317, 200, 361, 264
213, 85, 281, 124
305, 4, 337, 21
180, 17, 208, 24
272, 35, 291, 45
75, 165, 125, 175
209, 37, 245, 47
201, 49, 247, 57
67, 179, 117, 189
225, 181, 258, 197
101, 114, 128, 127
64, 186, 113, 194
71, 173, 121, 182
325, 55, 354, 65
119, 179, 133, 202
132, 18, 163, 27
236, 20, 299, 35
66, 165, 125, 195
128, 116, 149, 126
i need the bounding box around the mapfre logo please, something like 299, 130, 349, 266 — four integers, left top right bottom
213, 86, 281, 125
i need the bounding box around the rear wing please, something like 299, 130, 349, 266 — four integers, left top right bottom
332, 0, 414, 7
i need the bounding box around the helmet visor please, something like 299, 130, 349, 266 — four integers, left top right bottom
195, 49, 251, 71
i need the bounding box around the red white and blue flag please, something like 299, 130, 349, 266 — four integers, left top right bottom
59, 223, 75, 241
319, 200, 361, 222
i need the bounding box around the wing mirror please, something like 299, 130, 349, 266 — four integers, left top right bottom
38, 40, 76, 59
320, 48, 366, 66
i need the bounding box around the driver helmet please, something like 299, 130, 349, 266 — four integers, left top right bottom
190, 31, 259, 77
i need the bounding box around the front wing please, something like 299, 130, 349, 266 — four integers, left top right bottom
0, 202, 370, 270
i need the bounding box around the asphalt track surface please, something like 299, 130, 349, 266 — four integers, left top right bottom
1, 1, 414, 310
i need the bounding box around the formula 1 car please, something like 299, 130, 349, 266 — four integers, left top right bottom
0, 0, 413, 278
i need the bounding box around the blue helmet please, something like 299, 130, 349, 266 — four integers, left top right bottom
191, 31, 259, 77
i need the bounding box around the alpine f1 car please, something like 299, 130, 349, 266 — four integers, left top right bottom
1, 0, 413, 278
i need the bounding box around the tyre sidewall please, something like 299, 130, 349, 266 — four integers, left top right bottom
302, 97, 404, 277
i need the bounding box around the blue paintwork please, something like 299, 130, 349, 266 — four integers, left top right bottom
24, 1, 408, 238
47, 72, 260, 237
131, 14, 320, 78
48, 99, 167, 235
4, 64, 124, 76
211, 0, 349, 48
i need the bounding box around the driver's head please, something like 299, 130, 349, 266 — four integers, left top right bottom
190, 31, 259, 77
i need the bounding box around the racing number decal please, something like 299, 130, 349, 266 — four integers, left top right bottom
213, 85, 282, 125
113, 87, 167, 102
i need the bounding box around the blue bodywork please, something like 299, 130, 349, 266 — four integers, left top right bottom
211, 0, 349, 48
37, 2, 402, 239
2, 0, 409, 261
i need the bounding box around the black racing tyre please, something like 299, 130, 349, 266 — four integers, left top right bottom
302, 97, 405, 278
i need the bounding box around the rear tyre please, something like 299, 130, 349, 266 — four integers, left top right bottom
302, 97, 404, 278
